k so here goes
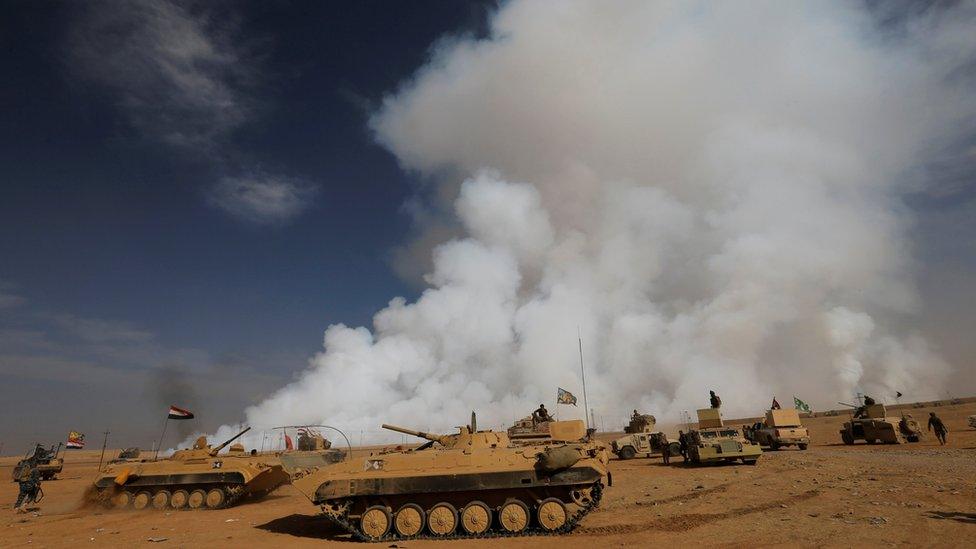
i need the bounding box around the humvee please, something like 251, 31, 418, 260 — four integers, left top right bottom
839, 403, 922, 445
682, 409, 762, 465
610, 413, 680, 459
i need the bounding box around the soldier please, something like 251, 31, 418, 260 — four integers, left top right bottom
14, 467, 41, 513
863, 395, 876, 406
661, 440, 671, 465
678, 430, 688, 463
928, 412, 948, 445
709, 390, 722, 409
532, 404, 551, 424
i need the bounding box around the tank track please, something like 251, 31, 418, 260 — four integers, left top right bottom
103, 483, 247, 510
325, 481, 603, 542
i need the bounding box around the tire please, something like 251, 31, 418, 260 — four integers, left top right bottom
393, 503, 425, 538
744, 459, 759, 466
427, 502, 458, 536
619, 446, 637, 460
841, 432, 854, 445
170, 490, 189, 509
498, 499, 530, 534
460, 501, 492, 535
536, 498, 568, 532
360, 505, 391, 540
798, 443, 808, 450
770, 441, 781, 451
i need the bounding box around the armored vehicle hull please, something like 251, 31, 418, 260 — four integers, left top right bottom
285, 418, 610, 541
744, 409, 810, 450
683, 409, 762, 465
839, 404, 922, 445
92, 428, 289, 510
611, 432, 680, 459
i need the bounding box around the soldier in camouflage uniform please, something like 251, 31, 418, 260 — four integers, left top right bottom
15, 467, 41, 512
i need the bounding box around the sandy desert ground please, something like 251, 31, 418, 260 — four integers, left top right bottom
2, 401, 975, 548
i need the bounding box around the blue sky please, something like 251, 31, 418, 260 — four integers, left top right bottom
0, 0, 493, 450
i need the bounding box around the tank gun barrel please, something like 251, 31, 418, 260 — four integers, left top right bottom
838, 402, 856, 408
210, 427, 252, 456
382, 424, 447, 444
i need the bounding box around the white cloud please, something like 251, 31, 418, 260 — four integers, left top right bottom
208, 174, 318, 225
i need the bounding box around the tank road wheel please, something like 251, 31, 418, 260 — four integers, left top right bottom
205, 487, 227, 509
618, 446, 637, 460
570, 487, 594, 506
187, 489, 206, 509
360, 505, 391, 540
112, 490, 133, 509
170, 490, 189, 510
537, 498, 568, 532
393, 503, 425, 538
460, 501, 492, 535
132, 491, 152, 510
427, 502, 458, 536
499, 499, 530, 534
151, 490, 171, 510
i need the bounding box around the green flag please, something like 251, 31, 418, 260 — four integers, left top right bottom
794, 396, 811, 413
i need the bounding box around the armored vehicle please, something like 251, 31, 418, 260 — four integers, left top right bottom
743, 409, 810, 450
682, 409, 762, 465
277, 426, 347, 473
109, 447, 142, 464
283, 414, 610, 541
506, 416, 588, 445
92, 427, 289, 510
839, 404, 922, 445
12, 443, 63, 481
610, 413, 680, 459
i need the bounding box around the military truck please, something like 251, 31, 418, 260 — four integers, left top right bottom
839, 403, 922, 445
743, 408, 810, 450
506, 416, 588, 445
681, 409, 762, 465
610, 413, 680, 459
12, 443, 64, 481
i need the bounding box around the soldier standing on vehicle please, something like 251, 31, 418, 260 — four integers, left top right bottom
14, 467, 41, 513
709, 390, 722, 409
928, 412, 948, 445
678, 430, 688, 463
532, 404, 551, 424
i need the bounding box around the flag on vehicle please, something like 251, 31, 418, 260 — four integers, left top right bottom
896, 391, 903, 398
167, 405, 194, 420
284, 434, 294, 451
67, 431, 85, 449
557, 387, 578, 406
771, 397, 781, 410
794, 396, 811, 413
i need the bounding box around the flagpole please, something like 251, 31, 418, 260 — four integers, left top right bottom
577, 326, 590, 431
97, 430, 110, 471
154, 417, 169, 461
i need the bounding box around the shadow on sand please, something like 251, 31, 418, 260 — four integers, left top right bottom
926, 511, 976, 524
256, 513, 351, 541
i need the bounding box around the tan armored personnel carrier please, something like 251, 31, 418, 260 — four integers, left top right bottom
839, 404, 922, 445
610, 413, 680, 459
682, 409, 762, 465
12, 443, 63, 481
283, 414, 610, 541
743, 409, 810, 450
506, 416, 588, 445
92, 427, 289, 510
277, 426, 347, 473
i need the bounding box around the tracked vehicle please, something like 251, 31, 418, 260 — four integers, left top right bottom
506, 416, 588, 445
283, 414, 610, 541
92, 427, 288, 511
12, 443, 63, 481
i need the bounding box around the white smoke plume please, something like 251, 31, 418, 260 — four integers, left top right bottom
197, 1, 975, 448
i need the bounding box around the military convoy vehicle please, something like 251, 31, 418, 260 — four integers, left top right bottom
610, 413, 680, 459
92, 427, 289, 510
839, 403, 922, 445
506, 416, 589, 445
108, 447, 142, 464
743, 408, 810, 450
276, 426, 348, 474
283, 414, 610, 541
12, 443, 64, 481
681, 409, 762, 465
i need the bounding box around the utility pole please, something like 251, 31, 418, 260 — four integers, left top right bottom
97, 430, 110, 471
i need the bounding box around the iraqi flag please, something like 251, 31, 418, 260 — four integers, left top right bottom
168, 405, 195, 420
67, 431, 85, 449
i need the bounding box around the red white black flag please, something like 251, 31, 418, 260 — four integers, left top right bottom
168, 405, 195, 420
67, 431, 85, 449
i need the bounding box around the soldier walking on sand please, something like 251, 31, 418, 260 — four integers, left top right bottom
14, 467, 41, 513
928, 412, 948, 445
